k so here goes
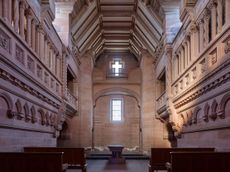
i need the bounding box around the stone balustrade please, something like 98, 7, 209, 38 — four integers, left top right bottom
67, 89, 78, 110
172, 0, 230, 97
0, 0, 63, 97
156, 91, 166, 110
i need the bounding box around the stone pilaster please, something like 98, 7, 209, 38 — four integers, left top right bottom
209, 0, 217, 39
8, 0, 12, 23
141, 50, 170, 152
198, 19, 204, 52
31, 19, 36, 50
79, 51, 94, 147
190, 21, 199, 61
19, 0, 26, 39
226, 0, 230, 23
3, 0, 8, 21
13, 0, 19, 32
217, 0, 223, 33
26, 9, 32, 46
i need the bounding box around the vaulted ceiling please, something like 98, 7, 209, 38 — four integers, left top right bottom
58, 0, 180, 59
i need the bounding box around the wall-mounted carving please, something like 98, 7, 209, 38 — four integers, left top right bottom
175, 70, 230, 108
218, 93, 230, 119
192, 106, 201, 124
38, 109, 46, 125
209, 48, 217, 66
0, 92, 14, 118
24, 103, 31, 122
224, 37, 230, 54
203, 103, 210, 122
15, 45, 24, 65
0, 68, 60, 108
210, 99, 218, 120
27, 56, 35, 73
31, 106, 37, 123
0, 28, 10, 53
15, 99, 24, 120
45, 112, 50, 126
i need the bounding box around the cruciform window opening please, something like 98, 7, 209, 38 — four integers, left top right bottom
111, 60, 124, 77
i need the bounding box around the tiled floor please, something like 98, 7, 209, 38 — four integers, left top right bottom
67, 159, 150, 172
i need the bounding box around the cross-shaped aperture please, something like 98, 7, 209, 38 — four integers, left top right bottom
112, 61, 123, 76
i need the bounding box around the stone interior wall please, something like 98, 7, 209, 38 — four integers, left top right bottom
94, 95, 140, 150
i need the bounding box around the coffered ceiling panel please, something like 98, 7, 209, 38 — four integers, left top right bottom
66, 0, 175, 59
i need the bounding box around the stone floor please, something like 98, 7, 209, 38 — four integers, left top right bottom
67, 159, 154, 172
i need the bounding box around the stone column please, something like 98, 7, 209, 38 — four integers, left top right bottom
35, 25, 40, 56
13, 0, 19, 32
8, 0, 12, 23
198, 19, 204, 52
187, 36, 191, 63
217, 0, 222, 33
178, 51, 181, 74
190, 22, 199, 61
79, 51, 94, 147
39, 29, 45, 61
203, 10, 210, 47
26, 9, 32, 46
3, 0, 8, 21
44, 37, 48, 65
184, 42, 188, 67
19, 0, 26, 39
0, 1, 2, 17
31, 19, 36, 50
226, 0, 230, 23
181, 47, 185, 70
210, 1, 217, 39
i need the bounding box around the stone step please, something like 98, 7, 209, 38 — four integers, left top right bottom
86, 153, 149, 160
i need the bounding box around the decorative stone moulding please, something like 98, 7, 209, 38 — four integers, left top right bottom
0, 68, 60, 108
0, 28, 10, 53
175, 70, 230, 109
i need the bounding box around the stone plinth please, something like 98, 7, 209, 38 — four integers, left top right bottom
108, 145, 125, 164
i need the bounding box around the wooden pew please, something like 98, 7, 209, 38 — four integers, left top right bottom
0, 152, 66, 172
24, 147, 87, 172
170, 152, 230, 172
149, 148, 215, 172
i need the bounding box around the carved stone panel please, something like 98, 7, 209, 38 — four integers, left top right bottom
209, 48, 217, 66
0, 28, 10, 53
15, 45, 24, 65
27, 56, 35, 73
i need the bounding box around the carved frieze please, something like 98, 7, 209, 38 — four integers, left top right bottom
0, 28, 10, 53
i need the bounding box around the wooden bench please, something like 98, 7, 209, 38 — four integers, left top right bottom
24, 147, 87, 172
169, 152, 230, 172
148, 148, 215, 172
0, 152, 66, 172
